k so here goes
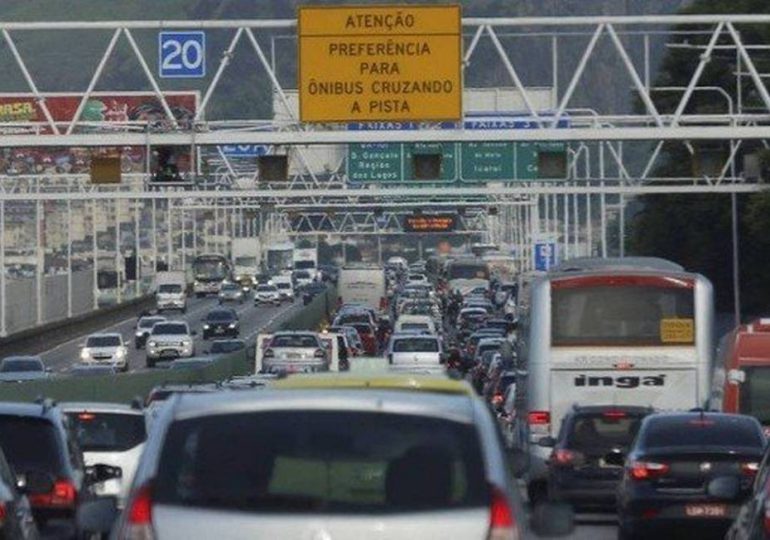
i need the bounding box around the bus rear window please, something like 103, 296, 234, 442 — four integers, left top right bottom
551, 285, 695, 346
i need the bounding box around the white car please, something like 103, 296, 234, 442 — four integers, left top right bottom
80, 333, 128, 372
62, 402, 148, 506
273, 277, 295, 302
145, 321, 195, 368
386, 333, 443, 367
254, 284, 281, 306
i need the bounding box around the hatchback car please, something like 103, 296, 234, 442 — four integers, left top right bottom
0, 356, 49, 382
61, 403, 148, 505
615, 412, 765, 539
254, 284, 281, 306
541, 405, 652, 511
79, 333, 128, 372
111, 388, 543, 540
202, 308, 240, 340
134, 316, 166, 349
218, 282, 245, 304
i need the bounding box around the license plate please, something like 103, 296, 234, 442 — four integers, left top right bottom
685, 504, 726, 518
286, 353, 301, 359
215, 328, 224, 333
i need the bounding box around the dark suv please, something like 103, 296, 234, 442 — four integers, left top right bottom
540, 405, 651, 511
202, 308, 240, 340
0, 401, 119, 538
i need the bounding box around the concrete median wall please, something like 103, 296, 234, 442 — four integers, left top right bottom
1, 271, 96, 335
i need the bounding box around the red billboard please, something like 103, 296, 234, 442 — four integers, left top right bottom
0, 92, 198, 174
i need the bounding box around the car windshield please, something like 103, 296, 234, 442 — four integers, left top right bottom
0, 358, 42, 372
0, 416, 66, 474
159, 284, 182, 294
207, 311, 234, 322
271, 335, 319, 348
139, 317, 164, 329
294, 271, 311, 279
643, 416, 763, 449
393, 338, 439, 353
565, 412, 646, 455
153, 324, 187, 335
276, 282, 291, 289
258, 285, 276, 292
66, 412, 146, 452
154, 411, 486, 514
222, 284, 239, 292
86, 336, 121, 347
211, 341, 245, 353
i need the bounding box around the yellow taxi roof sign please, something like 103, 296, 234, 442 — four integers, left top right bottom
271, 373, 474, 396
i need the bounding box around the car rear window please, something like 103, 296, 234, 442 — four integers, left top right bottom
393, 338, 439, 353
271, 335, 319, 348
400, 323, 430, 332
642, 416, 763, 449
0, 358, 42, 372
154, 411, 487, 514
66, 412, 146, 452
565, 412, 645, 453
0, 416, 66, 474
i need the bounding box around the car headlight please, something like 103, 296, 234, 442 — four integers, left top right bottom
203, 324, 210, 329
148, 341, 157, 348
80, 348, 90, 360
228, 323, 237, 329
115, 348, 126, 358
135, 331, 143, 337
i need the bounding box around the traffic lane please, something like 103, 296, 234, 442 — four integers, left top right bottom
39, 294, 216, 373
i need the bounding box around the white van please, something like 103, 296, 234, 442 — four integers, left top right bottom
272, 275, 295, 302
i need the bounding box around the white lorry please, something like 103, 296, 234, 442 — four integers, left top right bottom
293, 247, 319, 279
232, 237, 261, 289
155, 271, 187, 313
338, 264, 386, 312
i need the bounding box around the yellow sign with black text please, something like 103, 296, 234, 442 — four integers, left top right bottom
660, 318, 695, 344
298, 4, 462, 123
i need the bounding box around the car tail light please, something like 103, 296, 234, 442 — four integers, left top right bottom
552, 449, 582, 467
528, 410, 550, 439
741, 461, 759, 476
487, 486, 519, 540
629, 461, 669, 481
0, 501, 6, 525
263, 349, 275, 358
119, 483, 155, 540
28, 479, 77, 509
602, 410, 627, 420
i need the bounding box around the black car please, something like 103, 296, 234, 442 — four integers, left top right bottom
615, 412, 765, 539
202, 308, 240, 340
302, 281, 327, 305
727, 436, 770, 540
133, 315, 166, 349
540, 405, 652, 511
0, 401, 120, 539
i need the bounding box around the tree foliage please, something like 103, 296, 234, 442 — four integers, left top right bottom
629, 0, 770, 316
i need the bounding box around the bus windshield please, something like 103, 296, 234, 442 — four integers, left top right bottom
194, 258, 228, 279
552, 284, 695, 346
447, 263, 489, 281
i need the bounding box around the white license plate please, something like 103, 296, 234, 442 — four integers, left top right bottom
685, 504, 726, 518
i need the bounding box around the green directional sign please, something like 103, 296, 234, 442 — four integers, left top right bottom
347, 143, 402, 182
404, 142, 457, 182
460, 142, 515, 181
347, 141, 566, 183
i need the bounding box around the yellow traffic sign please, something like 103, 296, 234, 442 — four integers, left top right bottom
298, 4, 462, 123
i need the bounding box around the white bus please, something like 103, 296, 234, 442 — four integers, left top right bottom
515, 257, 714, 500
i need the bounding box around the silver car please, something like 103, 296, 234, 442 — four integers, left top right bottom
262, 332, 328, 373
145, 322, 195, 368
110, 389, 540, 540
218, 282, 245, 304
0, 356, 49, 382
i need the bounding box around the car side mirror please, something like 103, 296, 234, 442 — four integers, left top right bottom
77, 497, 118, 535
17, 470, 54, 495
603, 451, 625, 467
86, 464, 122, 484
538, 436, 557, 448
530, 502, 575, 537
707, 475, 741, 500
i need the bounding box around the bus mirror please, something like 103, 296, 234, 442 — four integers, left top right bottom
727, 369, 746, 385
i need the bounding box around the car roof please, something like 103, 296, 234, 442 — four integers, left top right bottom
169, 388, 476, 424
88, 332, 122, 338
272, 373, 472, 395
0, 401, 62, 420
59, 402, 144, 415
